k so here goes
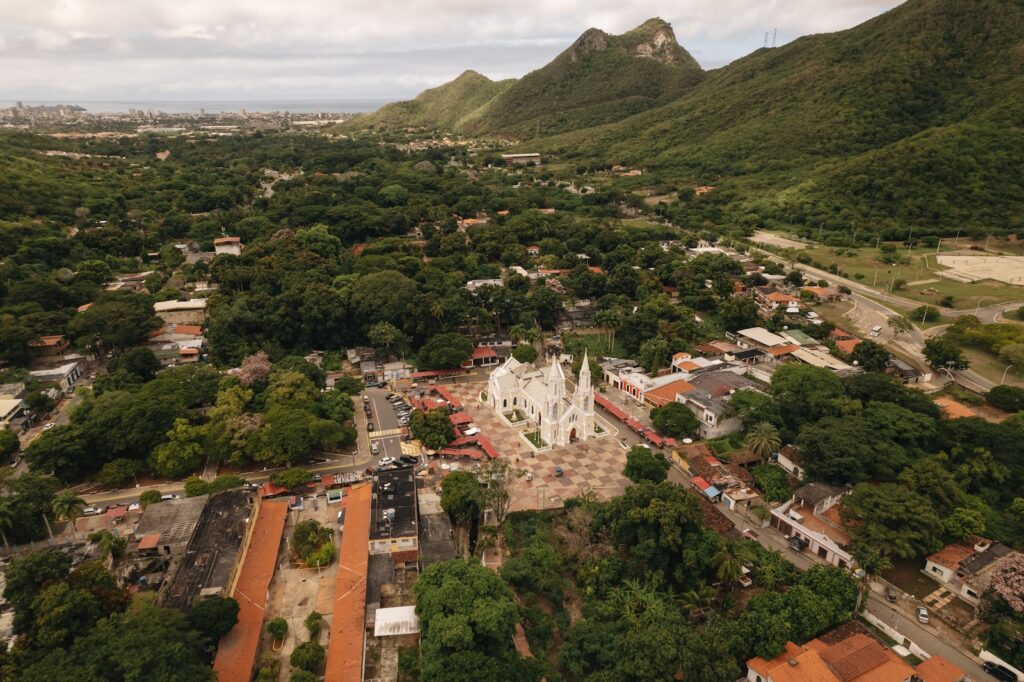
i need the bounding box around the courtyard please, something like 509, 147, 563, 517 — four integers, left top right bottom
444, 382, 630, 511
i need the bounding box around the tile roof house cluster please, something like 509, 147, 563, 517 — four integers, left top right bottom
746, 628, 965, 682
770, 483, 853, 569
148, 323, 205, 366
924, 537, 1018, 606
680, 442, 759, 511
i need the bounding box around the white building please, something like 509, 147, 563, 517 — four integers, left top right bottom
488, 352, 595, 447
213, 236, 242, 256
29, 361, 83, 394
770, 483, 853, 569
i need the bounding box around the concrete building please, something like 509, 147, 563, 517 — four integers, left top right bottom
500, 152, 541, 165
0, 397, 26, 431
213, 236, 243, 256
770, 483, 853, 569
924, 539, 1016, 606
29, 360, 82, 394
370, 465, 419, 567
153, 299, 208, 325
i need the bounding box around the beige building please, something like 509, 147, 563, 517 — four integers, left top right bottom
154, 299, 208, 325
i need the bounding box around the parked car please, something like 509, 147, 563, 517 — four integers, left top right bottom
885, 587, 897, 603
916, 607, 929, 624
311, 473, 322, 482
8, 457, 21, 468
161, 494, 179, 501
399, 456, 417, 465
128, 502, 141, 512
367, 423, 374, 431
82, 506, 103, 516
982, 662, 1018, 681
554, 465, 564, 477
378, 456, 396, 466
371, 443, 380, 455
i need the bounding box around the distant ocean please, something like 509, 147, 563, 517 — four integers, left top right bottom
0, 99, 390, 114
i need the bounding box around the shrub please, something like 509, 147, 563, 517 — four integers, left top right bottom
266, 617, 288, 640
290, 641, 326, 672
291, 520, 335, 566
304, 611, 323, 638
139, 490, 162, 509
986, 385, 1024, 413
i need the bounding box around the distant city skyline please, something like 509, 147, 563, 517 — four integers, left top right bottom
0, 0, 902, 104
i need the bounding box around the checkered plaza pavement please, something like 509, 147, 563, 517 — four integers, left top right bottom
444, 383, 629, 511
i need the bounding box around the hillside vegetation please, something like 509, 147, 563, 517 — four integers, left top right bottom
541, 0, 1024, 233
344, 18, 704, 138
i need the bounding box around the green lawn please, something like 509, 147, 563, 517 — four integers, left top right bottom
524, 430, 546, 448
564, 331, 629, 360
961, 347, 1024, 388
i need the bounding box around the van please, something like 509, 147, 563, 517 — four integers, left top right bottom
870, 325, 883, 337
463, 427, 481, 436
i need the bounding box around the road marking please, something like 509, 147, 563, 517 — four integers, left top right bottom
370, 428, 403, 438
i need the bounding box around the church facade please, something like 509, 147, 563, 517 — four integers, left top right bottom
487, 350, 596, 447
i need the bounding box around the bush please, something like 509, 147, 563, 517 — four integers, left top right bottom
0, 429, 19, 458
753, 464, 794, 503
139, 490, 162, 509
290, 672, 317, 682
184, 474, 247, 497
266, 617, 288, 640
270, 467, 312, 490
290, 641, 326, 672
986, 385, 1024, 413
304, 611, 323, 638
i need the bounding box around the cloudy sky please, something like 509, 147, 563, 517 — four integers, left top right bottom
0, 0, 902, 107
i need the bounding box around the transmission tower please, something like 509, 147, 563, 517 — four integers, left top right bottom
764, 32, 769, 49
772, 28, 777, 48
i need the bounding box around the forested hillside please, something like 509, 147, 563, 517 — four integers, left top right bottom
542, 0, 1024, 233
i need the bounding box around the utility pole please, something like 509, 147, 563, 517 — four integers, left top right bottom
986, 234, 992, 250
920, 305, 929, 323
954, 227, 961, 247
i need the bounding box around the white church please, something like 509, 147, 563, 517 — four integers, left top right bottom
487, 350, 596, 447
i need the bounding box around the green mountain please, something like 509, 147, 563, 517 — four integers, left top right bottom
542, 0, 1024, 232
345, 18, 705, 137
355, 70, 514, 132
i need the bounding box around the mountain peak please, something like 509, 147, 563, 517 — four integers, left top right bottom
620, 18, 693, 67
568, 27, 611, 63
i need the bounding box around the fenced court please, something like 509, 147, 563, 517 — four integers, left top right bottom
935, 255, 1024, 284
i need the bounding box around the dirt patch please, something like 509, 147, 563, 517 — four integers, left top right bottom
752, 230, 809, 250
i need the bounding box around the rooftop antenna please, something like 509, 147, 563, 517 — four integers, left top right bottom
772, 28, 778, 48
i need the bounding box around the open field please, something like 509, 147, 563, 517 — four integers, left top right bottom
752, 230, 809, 250
563, 330, 629, 360
792, 243, 1024, 310
935, 254, 1024, 284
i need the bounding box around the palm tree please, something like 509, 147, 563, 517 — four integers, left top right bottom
852, 544, 893, 613
744, 422, 781, 462
52, 491, 86, 522
429, 299, 446, 323
712, 541, 746, 588
679, 581, 716, 616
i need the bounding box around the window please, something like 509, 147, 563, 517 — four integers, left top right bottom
513, 397, 517, 406
931, 566, 943, 575
503, 399, 507, 408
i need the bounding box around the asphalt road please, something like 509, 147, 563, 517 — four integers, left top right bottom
365, 387, 405, 460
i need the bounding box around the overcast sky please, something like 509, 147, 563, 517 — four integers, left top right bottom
0, 0, 902, 106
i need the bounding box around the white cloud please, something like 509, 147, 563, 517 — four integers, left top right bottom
0, 0, 903, 102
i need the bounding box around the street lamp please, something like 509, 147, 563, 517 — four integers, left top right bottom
1002, 365, 1014, 385
975, 296, 994, 316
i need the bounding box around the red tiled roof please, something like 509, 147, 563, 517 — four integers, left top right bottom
138, 533, 160, 550
213, 499, 288, 682
769, 344, 801, 357
324, 484, 372, 681
410, 369, 467, 379
472, 346, 498, 359
927, 542, 975, 570
449, 413, 473, 425
76, 302, 94, 313
766, 292, 799, 303
836, 338, 862, 355
914, 656, 965, 682
213, 236, 241, 244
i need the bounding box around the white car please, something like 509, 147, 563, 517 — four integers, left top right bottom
81, 506, 103, 516
43, 423, 55, 430
378, 456, 396, 466
371, 443, 380, 455
128, 502, 141, 512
